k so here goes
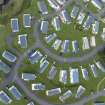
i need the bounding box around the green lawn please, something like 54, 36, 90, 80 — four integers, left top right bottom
16, 47, 105, 104
12, 1, 105, 104
85, 101, 94, 105
87, 1, 99, 13
0, 83, 39, 105
40, 3, 105, 58
0, 0, 105, 105
0, 0, 24, 24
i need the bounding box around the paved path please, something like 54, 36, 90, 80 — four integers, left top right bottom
15, 76, 53, 105
75, 0, 104, 21
11, 18, 105, 105
15, 75, 105, 105
31, 0, 105, 64
1, 0, 105, 105
1, 10, 105, 105
33, 21, 105, 64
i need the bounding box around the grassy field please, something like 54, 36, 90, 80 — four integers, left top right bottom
16, 47, 105, 104
0, 82, 38, 105
87, 1, 99, 14
0, 0, 105, 105
85, 101, 94, 105
11, 0, 53, 54
9, 1, 105, 105
40, 4, 105, 58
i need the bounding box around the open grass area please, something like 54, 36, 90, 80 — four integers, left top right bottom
11, 0, 54, 54
0, 0, 36, 52
0, 0, 24, 24
16, 47, 105, 104
0, 0, 105, 105
85, 101, 94, 105
40, 2, 105, 58
11, 0, 105, 104
0, 23, 11, 51
87, 1, 98, 14
0, 83, 39, 105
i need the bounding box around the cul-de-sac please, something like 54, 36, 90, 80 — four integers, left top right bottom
1, 0, 105, 105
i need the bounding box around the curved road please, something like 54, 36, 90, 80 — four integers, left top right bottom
15, 75, 105, 105
33, 21, 105, 64
1, 0, 105, 105
1, 13, 105, 105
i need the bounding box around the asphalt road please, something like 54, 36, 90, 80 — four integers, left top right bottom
12, 19, 105, 105
1, 0, 105, 105
15, 75, 105, 105
33, 21, 105, 64
15, 76, 53, 105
